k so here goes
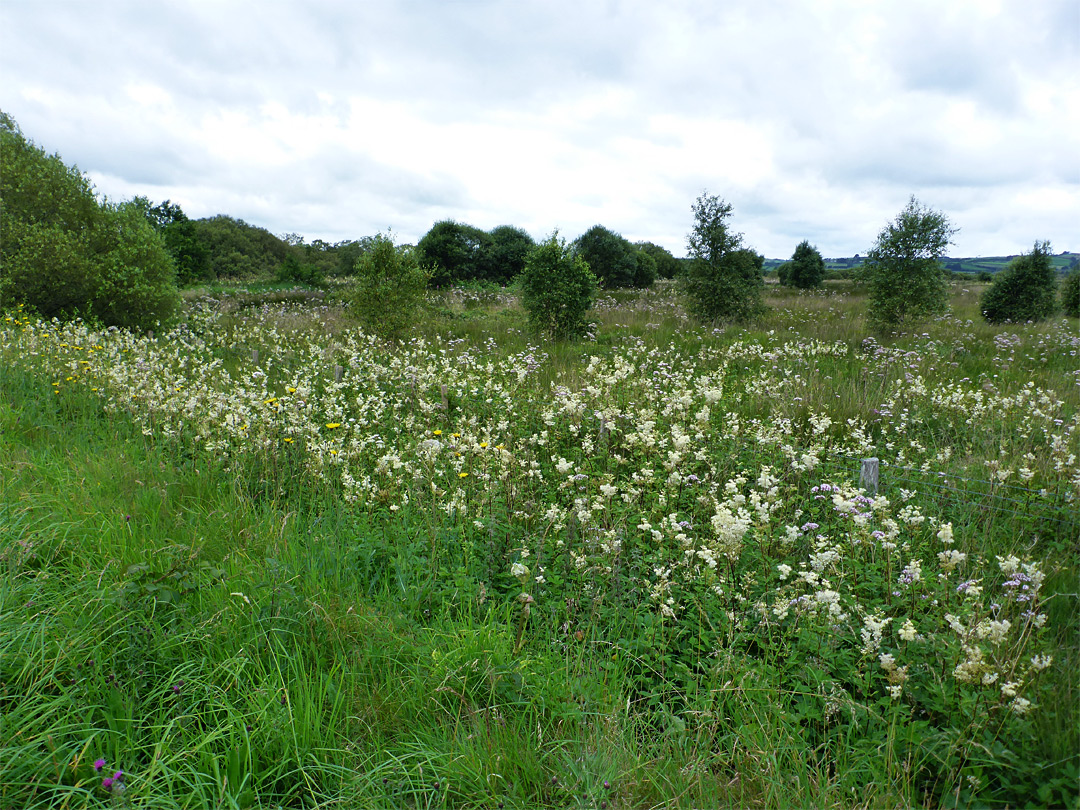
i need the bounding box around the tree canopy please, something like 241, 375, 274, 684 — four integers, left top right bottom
0, 111, 179, 329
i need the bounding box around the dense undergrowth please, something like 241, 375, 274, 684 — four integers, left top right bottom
1, 281, 1077, 808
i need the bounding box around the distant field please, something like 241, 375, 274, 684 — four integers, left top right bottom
764, 252, 1080, 276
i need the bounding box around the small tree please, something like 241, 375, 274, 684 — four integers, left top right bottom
349, 232, 431, 341
783, 240, 826, 288
980, 241, 1058, 324
863, 196, 956, 328
1062, 266, 1080, 318
520, 232, 598, 339
680, 192, 764, 323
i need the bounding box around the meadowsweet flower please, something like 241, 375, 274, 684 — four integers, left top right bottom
936, 522, 954, 545
1030, 654, 1053, 671
898, 619, 918, 642
1009, 697, 1032, 715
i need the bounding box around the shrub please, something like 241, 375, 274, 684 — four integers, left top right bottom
349, 233, 431, 341
0, 112, 178, 329
633, 248, 658, 288
980, 242, 1058, 324
276, 253, 324, 286
1062, 267, 1080, 318
573, 225, 641, 288
636, 241, 680, 279
863, 196, 956, 328
680, 192, 764, 323
783, 240, 826, 288
417, 220, 490, 287
520, 232, 598, 339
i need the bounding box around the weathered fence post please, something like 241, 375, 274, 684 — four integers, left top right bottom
334, 364, 343, 383
860, 457, 880, 495
252, 349, 260, 364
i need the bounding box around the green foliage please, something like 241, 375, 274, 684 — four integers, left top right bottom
680, 192, 764, 323
636, 241, 680, 279
981, 241, 1059, 324
486, 225, 536, 283
782, 240, 826, 288
189, 215, 291, 280
417, 222, 536, 286
0, 112, 179, 329
1062, 267, 1080, 318
417, 220, 491, 287
135, 198, 212, 286
633, 248, 658, 288
863, 196, 956, 328
574, 225, 648, 288
349, 232, 431, 340
275, 253, 324, 286
520, 232, 598, 339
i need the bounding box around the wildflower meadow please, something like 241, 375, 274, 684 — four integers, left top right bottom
2, 281, 1077, 808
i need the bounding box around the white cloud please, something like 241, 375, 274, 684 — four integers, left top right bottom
2, 0, 1077, 257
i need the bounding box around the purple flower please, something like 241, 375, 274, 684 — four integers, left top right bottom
93, 758, 106, 772
102, 777, 113, 790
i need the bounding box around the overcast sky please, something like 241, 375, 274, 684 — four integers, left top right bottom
2, 0, 1077, 258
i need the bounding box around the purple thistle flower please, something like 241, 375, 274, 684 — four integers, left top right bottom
93, 758, 106, 772
102, 777, 113, 790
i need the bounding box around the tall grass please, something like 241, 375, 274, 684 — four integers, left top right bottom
1, 283, 1076, 808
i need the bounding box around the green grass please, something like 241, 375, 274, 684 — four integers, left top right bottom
2, 283, 1077, 808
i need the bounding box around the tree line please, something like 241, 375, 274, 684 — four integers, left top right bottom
2, 111, 1077, 336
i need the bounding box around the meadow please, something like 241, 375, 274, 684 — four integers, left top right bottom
1, 280, 1077, 809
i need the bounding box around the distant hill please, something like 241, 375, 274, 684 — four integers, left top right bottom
763, 252, 1079, 276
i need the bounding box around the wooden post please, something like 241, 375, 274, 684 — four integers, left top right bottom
334, 364, 343, 382
147, 330, 154, 340
860, 457, 880, 495
252, 349, 259, 364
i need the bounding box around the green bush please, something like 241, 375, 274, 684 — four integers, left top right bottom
349, 233, 431, 341
0, 112, 178, 330
276, 253, 324, 286
520, 232, 598, 339
1062, 267, 1080, 318
680, 193, 765, 324
782, 240, 826, 288
633, 248, 658, 288
981, 242, 1058, 324
573, 225, 641, 288
636, 241, 680, 279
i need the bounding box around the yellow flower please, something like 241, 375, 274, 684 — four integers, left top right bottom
264, 397, 277, 405
459, 472, 469, 479
287, 387, 296, 393
284, 437, 294, 444
479, 442, 488, 449
326, 422, 341, 429
433, 429, 443, 436
452, 432, 461, 438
